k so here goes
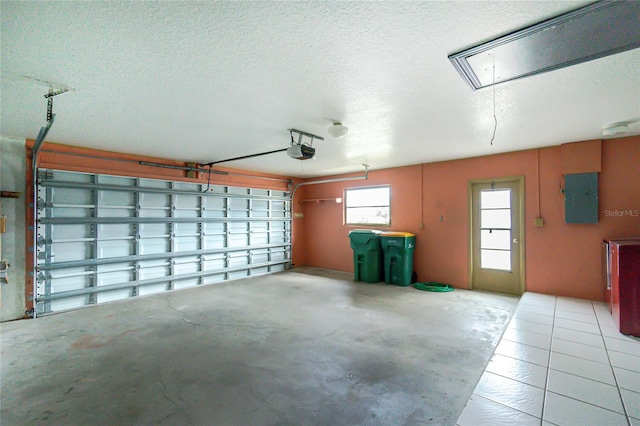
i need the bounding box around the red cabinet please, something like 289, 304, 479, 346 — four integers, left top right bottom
604, 239, 640, 337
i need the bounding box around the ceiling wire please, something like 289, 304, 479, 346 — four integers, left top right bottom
490, 53, 497, 146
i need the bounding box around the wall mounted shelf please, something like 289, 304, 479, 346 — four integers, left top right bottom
299, 198, 343, 204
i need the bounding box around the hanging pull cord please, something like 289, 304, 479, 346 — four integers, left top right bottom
490, 54, 497, 146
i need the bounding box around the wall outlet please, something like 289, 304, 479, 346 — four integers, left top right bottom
534, 218, 544, 227
419, 223, 424, 230
293, 212, 304, 219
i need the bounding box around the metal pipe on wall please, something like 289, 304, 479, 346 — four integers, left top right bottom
290, 165, 369, 201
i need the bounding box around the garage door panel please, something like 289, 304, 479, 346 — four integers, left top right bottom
97, 206, 134, 218
35, 170, 291, 315
271, 232, 286, 243
252, 266, 270, 275
229, 251, 250, 267
98, 223, 132, 237
139, 192, 170, 215
139, 223, 169, 237
203, 197, 225, 212
202, 274, 226, 285
174, 194, 198, 209
252, 251, 269, 264
139, 264, 170, 280
271, 249, 287, 262
270, 264, 285, 272
203, 257, 226, 270
96, 265, 133, 286
252, 199, 269, 211
99, 175, 136, 186
50, 224, 91, 240
228, 270, 250, 280
98, 189, 135, 218
227, 187, 249, 195
139, 178, 171, 189
49, 272, 90, 294
51, 206, 94, 218
51, 296, 89, 312
51, 186, 93, 205
50, 241, 92, 262
175, 237, 199, 252
172, 181, 196, 190
139, 238, 170, 255
139, 208, 170, 218
173, 278, 199, 290
204, 236, 225, 249
97, 289, 132, 304
99, 190, 135, 206
174, 258, 199, 275
229, 234, 249, 247
228, 210, 250, 218
98, 239, 134, 258
139, 194, 170, 207
174, 222, 198, 235
251, 233, 269, 245
174, 208, 199, 218
203, 209, 226, 218
138, 283, 168, 296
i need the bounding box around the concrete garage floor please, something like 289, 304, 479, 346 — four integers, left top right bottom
1, 267, 518, 425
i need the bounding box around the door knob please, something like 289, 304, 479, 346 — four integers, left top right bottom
513, 238, 519, 243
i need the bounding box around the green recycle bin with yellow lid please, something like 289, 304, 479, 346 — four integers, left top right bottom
380, 232, 416, 286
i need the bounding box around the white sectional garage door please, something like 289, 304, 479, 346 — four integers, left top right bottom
35, 169, 291, 315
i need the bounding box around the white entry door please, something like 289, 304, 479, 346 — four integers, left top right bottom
470, 177, 524, 295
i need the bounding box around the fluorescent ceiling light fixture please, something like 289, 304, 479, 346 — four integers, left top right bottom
328, 122, 349, 138
448, 1, 640, 90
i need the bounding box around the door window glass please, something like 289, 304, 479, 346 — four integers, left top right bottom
479, 189, 511, 271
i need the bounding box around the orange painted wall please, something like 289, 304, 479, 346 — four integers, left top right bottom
296, 137, 640, 301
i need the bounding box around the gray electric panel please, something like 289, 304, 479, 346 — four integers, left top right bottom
565, 173, 598, 224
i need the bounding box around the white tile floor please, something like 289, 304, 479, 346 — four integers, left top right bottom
457, 292, 640, 426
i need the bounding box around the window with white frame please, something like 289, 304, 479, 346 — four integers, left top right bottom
345, 186, 391, 226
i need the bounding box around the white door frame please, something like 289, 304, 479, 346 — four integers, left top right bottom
468, 176, 526, 295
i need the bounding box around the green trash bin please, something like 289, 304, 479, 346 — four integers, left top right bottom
348, 230, 383, 283
380, 232, 416, 286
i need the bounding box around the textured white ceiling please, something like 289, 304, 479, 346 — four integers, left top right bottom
1, 1, 639, 177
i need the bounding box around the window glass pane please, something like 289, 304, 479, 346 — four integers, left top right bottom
345, 186, 390, 225
481, 189, 510, 209
481, 229, 511, 250
346, 187, 389, 207
481, 209, 511, 229
481, 249, 511, 271
346, 207, 390, 225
